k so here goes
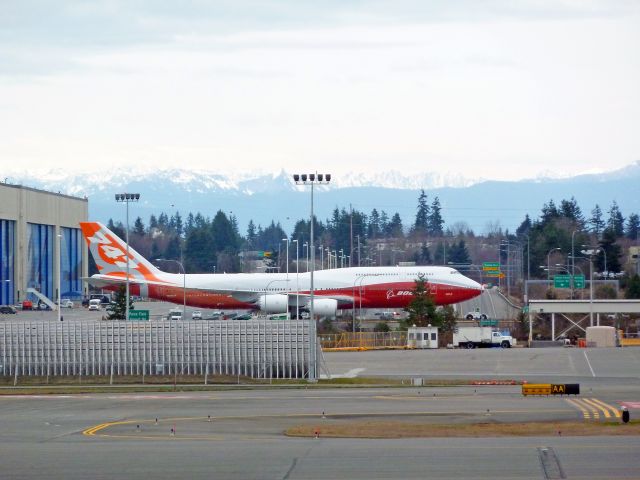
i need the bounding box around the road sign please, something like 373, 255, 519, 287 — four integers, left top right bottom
479, 319, 498, 327
483, 262, 500, 271
554, 275, 571, 289
573, 275, 585, 289
485, 272, 502, 278
128, 309, 149, 321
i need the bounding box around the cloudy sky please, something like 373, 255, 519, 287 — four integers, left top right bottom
1, 0, 639, 182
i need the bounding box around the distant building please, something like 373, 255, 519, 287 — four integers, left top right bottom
0, 182, 89, 305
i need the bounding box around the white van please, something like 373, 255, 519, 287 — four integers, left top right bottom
88, 299, 101, 311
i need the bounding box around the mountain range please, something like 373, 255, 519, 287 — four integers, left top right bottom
5, 162, 639, 235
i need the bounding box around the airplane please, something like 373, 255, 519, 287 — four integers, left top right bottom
80, 221, 483, 317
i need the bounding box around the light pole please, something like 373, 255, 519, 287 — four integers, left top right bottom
282, 238, 289, 284
582, 247, 603, 326
155, 258, 186, 319
115, 192, 140, 320
547, 247, 561, 282
293, 172, 331, 382
303, 242, 308, 273
356, 234, 361, 267
293, 239, 299, 318
57, 233, 62, 322
339, 249, 344, 268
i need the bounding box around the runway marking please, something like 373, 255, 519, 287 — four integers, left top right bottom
583, 351, 596, 377
565, 398, 621, 420
622, 401, 640, 409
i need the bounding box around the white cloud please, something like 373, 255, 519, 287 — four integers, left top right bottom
0, 1, 638, 182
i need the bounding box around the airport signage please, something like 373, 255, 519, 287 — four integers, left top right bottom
483, 262, 500, 271
485, 272, 504, 278
554, 275, 571, 289
128, 309, 149, 321
522, 383, 580, 396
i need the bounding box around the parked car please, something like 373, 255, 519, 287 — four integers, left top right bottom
0, 305, 18, 314
234, 314, 253, 320
465, 311, 488, 320
57, 299, 74, 308
191, 310, 203, 320
37, 302, 52, 311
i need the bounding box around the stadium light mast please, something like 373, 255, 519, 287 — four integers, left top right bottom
115, 193, 140, 320
293, 172, 331, 382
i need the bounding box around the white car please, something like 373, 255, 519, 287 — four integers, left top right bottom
59, 299, 74, 308
465, 311, 488, 320
191, 311, 202, 320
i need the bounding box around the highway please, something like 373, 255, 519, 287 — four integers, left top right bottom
0, 387, 638, 479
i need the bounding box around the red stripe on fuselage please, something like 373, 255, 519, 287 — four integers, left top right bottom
99, 281, 480, 310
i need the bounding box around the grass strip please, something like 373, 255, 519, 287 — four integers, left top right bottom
285, 420, 640, 438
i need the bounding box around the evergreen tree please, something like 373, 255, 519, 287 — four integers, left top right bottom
598, 228, 622, 274
449, 239, 471, 264
625, 274, 640, 299
559, 197, 585, 226
589, 204, 605, 235
173, 212, 183, 236
412, 190, 429, 237
415, 243, 432, 265
368, 209, 381, 239
149, 214, 158, 231
107, 219, 125, 240
427, 196, 444, 236
379, 211, 389, 237
387, 213, 404, 238
403, 274, 441, 328
516, 214, 532, 237
246, 220, 257, 248
626, 213, 640, 241
540, 200, 559, 224
184, 213, 195, 236
133, 216, 145, 236
607, 201, 625, 238
106, 285, 134, 320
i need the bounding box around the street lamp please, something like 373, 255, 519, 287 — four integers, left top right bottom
115, 192, 140, 320
582, 247, 603, 326
292, 239, 299, 318
155, 258, 186, 320
583, 244, 607, 274
303, 242, 308, 273
293, 172, 331, 382
547, 247, 561, 282
57, 233, 62, 322
282, 238, 289, 284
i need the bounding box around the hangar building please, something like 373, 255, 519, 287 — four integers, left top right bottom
0, 182, 89, 306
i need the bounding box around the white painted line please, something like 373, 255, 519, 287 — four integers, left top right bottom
583, 351, 596, 377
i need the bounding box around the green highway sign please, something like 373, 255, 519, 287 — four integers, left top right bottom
483, 262, 500, 271
479, 319, 498, 327
554, 275, 571, 289
573, 275, 585, 289
128, 309, 149, 321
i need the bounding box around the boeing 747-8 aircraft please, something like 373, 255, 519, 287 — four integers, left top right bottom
81, 222, 482, 316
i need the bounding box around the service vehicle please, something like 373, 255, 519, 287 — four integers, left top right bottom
88, 299, 102, 311
453, 326, 515, 349
191, 310, 202, 320
22, 300, 33, 310
169, 309, 183, 321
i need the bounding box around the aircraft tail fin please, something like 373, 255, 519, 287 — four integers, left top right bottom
79, 222, 164, 282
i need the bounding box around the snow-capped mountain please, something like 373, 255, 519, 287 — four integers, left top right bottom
3, 162, 639, 234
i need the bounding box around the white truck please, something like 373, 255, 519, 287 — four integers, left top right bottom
453, 326, 515, 349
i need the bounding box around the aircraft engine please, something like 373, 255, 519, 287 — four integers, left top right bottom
257, 294, 289, 313
307, 298, 338, 317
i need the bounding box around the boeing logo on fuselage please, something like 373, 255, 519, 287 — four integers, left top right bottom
386, 290, 414, 300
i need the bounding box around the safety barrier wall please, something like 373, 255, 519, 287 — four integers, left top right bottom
0, 320, 313, 379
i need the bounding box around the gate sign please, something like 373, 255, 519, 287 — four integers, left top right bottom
554, 275, 571, 289
129, 309, 149, 321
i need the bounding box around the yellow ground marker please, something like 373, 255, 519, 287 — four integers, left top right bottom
588, 398, 622, 418
582, 398, 611, 419
565, 398, 591, 419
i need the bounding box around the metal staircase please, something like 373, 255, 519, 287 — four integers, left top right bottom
26, 288, 58, 311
